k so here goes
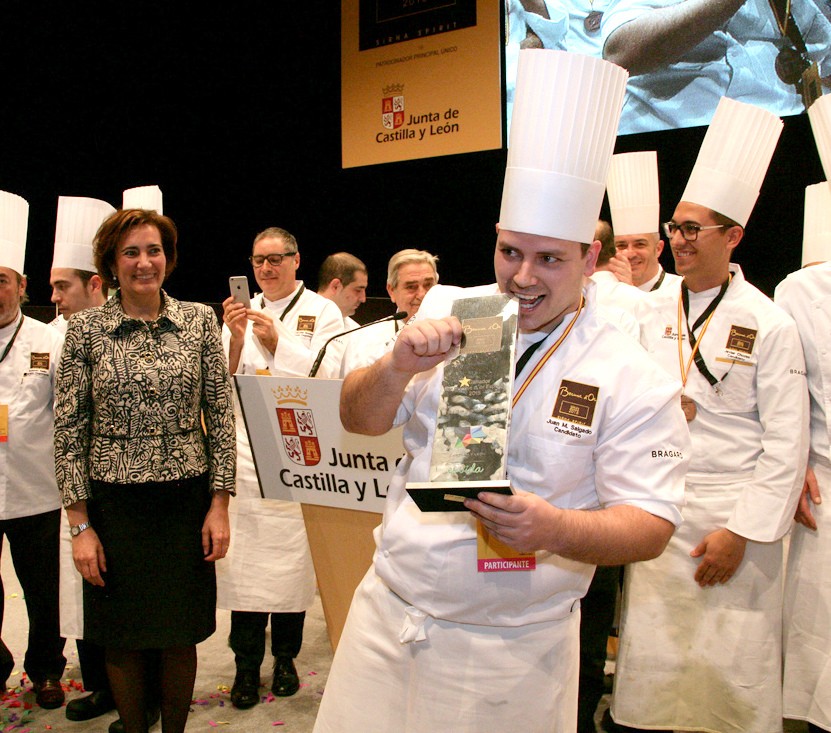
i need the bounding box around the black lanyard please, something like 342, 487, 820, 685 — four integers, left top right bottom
0, 314, 24, 365
514, 296, 585, 378
649, 269, 666, 292
515, 331, 553, 377
681, 277, 730, 387
260, 284, 305, 322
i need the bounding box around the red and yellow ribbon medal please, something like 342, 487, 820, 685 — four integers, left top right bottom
677, 293, 716, 422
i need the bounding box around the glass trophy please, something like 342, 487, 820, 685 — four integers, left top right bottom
407, 292, 518, 511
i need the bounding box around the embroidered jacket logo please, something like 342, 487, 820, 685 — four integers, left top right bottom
552, 380, 600, 427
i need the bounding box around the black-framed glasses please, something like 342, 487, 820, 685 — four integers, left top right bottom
662, 221, 725, 242
249, 252, 297, 268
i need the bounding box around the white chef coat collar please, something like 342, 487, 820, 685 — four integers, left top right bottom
639, 267, 664, 292
261, 281, 303, 311
0, 310, 22, 341
591, 270, 618, 285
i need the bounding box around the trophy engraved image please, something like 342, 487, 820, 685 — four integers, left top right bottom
407, 293, 518, 511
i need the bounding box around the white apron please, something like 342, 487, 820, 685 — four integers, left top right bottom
215, 417, 316, 612
313, 569, 580, 733
58, 509, 83, 639
613, 474, 784, 733
783, 459, 831, 730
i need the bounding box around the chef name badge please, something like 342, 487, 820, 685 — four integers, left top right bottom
477, 521, 536, 572
719, 325, 757, 366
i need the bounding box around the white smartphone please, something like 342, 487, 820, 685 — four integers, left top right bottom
229, 276, 251, 309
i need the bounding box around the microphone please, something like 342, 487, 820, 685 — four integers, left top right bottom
308, 311, 408, 377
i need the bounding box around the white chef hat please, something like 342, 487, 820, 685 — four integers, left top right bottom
802, 182, 831, 266
52, 196, 116, 272
0, 190, 29, 275
499, 50, 628, 244
680, 97, 782, 227
808, 94, 831, 181
607, 151, 660, 236
122, 185, 163, 214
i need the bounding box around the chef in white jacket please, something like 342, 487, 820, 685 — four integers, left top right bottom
777, 131, 831, 733
316, 251, 367, 331
777, 259, 831, 733
611, 98, 810, 733
314, 50, 689, 733
218, 226, 343, 709
588, 219, 657, 346
339, 248, 438, 376
0, 190, 66, 708
49, 195, 117, 725
607, 151, 682, 294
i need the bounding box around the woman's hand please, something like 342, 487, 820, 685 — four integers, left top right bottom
202, 490, 231, 561
72, 529, 107, 587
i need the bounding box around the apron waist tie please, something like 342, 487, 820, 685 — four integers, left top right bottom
399, 605, 429, 644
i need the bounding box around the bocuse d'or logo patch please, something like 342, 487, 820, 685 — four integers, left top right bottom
726, 325, 757, 355
552, 380, 599, 427
30, 353, 50, 370
296, 315, 316, 334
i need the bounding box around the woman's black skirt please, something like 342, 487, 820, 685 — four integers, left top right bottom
84, 473, 216, 649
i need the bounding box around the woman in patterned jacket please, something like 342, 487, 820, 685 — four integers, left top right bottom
54, 208, 236, 733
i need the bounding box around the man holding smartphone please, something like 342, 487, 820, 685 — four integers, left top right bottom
217, 227, 343, 709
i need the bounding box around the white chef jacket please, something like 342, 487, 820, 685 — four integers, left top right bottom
325, 314, 360, 374
371, 283, 688, 627
638, 266, 682, 294
613, 264, 809, 733
0, 313, 63, 520
642, 264, 808, 540
776, 263, 831, 731
339, 318, 400, 377
776, 264, 831, 464
589, 270, 660, 346
228, 282, 344, 379
216, 282, 343, 612
48, 315, 67, 335
601, 0, 831, 134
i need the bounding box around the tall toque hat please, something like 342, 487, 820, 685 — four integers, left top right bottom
499, 50, 628, 244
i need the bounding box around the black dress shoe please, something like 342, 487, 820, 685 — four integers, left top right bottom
108, 705, 161, 733
66, 689, 116, 721
33, 678, 66, 709
600, 708, 671, 733
230, 669, 260, 709
271, 656, 299, 697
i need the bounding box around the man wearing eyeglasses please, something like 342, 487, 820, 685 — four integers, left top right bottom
609, 99, 809, 733
218, 227, 343, 711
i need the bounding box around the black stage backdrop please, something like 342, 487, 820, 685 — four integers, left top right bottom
0, 3, 824, 312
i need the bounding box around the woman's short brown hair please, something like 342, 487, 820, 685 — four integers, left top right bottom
94, 208, 178, 291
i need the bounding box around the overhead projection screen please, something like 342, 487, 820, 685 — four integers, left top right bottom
505, 0, 831, 136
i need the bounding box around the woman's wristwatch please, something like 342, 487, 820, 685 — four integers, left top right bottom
70, 522, 91, 537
